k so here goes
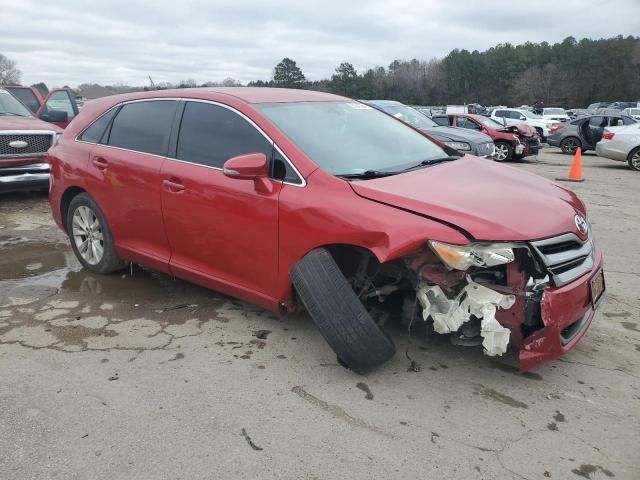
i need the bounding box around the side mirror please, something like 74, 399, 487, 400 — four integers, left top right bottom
40, 109, 68, 123
223, 152, 268, 180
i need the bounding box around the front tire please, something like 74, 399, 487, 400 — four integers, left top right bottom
560, 137, 581, 155
493, 141, 514, 162
290, 248, 396, 374
66, 193, 126, 274
627, 147, 640, 171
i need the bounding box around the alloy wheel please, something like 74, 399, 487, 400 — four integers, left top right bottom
494, 143, 509, 161
631, 150, 640, 171
72, 206, 104, 265
562, 138, 579, 154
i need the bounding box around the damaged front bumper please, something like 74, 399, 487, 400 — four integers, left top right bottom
516, 247, 603, 370
408, 238, 603, 370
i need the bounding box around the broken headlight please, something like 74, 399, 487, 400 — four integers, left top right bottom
428, 241, 515, 271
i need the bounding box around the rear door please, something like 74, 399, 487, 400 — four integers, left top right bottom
160, 100, 282, 302
38, 89, 80, 128
86, 99, 178, 272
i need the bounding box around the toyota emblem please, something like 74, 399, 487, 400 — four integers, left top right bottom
575, 214, 588, 235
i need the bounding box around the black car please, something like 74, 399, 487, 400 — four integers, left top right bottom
546, 114, 637, 154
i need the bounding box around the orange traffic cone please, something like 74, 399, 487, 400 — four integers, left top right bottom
556, 147, 584, 182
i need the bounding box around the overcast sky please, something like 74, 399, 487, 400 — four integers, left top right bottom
2, 0, 639, 88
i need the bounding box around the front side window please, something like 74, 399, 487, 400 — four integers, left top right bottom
0, 89, 33, 117
4, 87, 40, 113
457, 117, 480, 130
108, 100, 178, 156
177, 102, 273, 169
257, 101, 449, 176
45, 91, 76, 118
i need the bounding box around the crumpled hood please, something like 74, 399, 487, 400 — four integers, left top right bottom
349, 156, 586, 242
422, 126, 492, 144
0, 115, 62, 132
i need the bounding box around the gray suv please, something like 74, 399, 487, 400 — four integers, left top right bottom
363, 100, 495, 159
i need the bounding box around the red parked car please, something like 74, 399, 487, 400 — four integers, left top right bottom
433, 113, 541, 162
0, 88, 61, 192
3, 85, 79, 129
48, 88, 604, 373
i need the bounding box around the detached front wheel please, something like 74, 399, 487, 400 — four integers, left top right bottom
290, 248, 396, 374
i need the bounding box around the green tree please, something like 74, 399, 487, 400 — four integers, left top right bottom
330, 62, 360, 97
272, 58, 306, 88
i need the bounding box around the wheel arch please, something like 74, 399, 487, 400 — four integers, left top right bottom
60, 186, 87, 233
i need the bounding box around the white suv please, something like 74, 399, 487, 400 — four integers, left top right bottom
491, 108, 560, 141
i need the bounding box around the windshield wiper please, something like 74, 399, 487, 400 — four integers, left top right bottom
0, 112, 24, 116
397, 154, 464, 172
337, 170, 399, 180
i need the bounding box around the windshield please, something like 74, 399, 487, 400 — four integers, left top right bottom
0, 89, 33, 117
257, 101, 450, 175
374, 103, 439, 129
477, 116, 507, 129
521, 110, 542, 119
544, 108, 567, 115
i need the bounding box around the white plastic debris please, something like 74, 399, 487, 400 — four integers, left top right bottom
416, 277, 516, 356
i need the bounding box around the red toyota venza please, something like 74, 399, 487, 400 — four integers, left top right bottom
48, 88, 604, 373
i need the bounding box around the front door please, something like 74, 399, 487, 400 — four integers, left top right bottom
86, 99, 178, 272
39, 89, 80, 128
161, 101, 281, 303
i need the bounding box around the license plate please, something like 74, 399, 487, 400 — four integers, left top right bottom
589, 269, 606, 307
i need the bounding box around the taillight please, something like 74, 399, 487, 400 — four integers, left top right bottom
550, 124, 565, 133
603, 131, 615, 140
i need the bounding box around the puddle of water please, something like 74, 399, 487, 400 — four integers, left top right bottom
0, 240, 222, 307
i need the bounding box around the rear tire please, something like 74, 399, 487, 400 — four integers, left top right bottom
493, 141, 513, 162
627, 147, 640, 171
560, 137, 581, 155
66, 193, 126, 274
290, 248, 396, 374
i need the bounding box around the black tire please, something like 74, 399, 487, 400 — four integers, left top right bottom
560, 137, 581, 155
627, 147, 640, 171
290, 248, 396, 374
66, 193, 126, 274
493, 141, 514, 162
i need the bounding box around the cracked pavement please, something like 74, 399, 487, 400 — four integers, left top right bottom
1, 148, 639, 479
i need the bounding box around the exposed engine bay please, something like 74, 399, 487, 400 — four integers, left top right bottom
332, 242, 551, 359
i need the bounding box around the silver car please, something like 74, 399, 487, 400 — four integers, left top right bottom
595, 123, 640, 171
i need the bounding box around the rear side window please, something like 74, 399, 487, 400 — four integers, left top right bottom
79, 108, 118, 143
5, 87, 40, 113
494, 110, 507, 118
432, 116, 450, 126
108, 101, 178, 155
177, 102, 272, 169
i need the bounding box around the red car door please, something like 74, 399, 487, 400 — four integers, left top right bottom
38, 89, 80, 129
86, 100, 178, 273
160, 101, 281, 305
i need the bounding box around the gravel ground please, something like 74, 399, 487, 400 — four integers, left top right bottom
0, 147, 638, 480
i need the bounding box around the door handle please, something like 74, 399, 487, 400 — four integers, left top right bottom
163, 178, 185, 193
92, 156, 108, 170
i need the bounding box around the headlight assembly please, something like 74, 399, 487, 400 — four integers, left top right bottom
443, 141, 471, 151
428, 240, 516, 271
